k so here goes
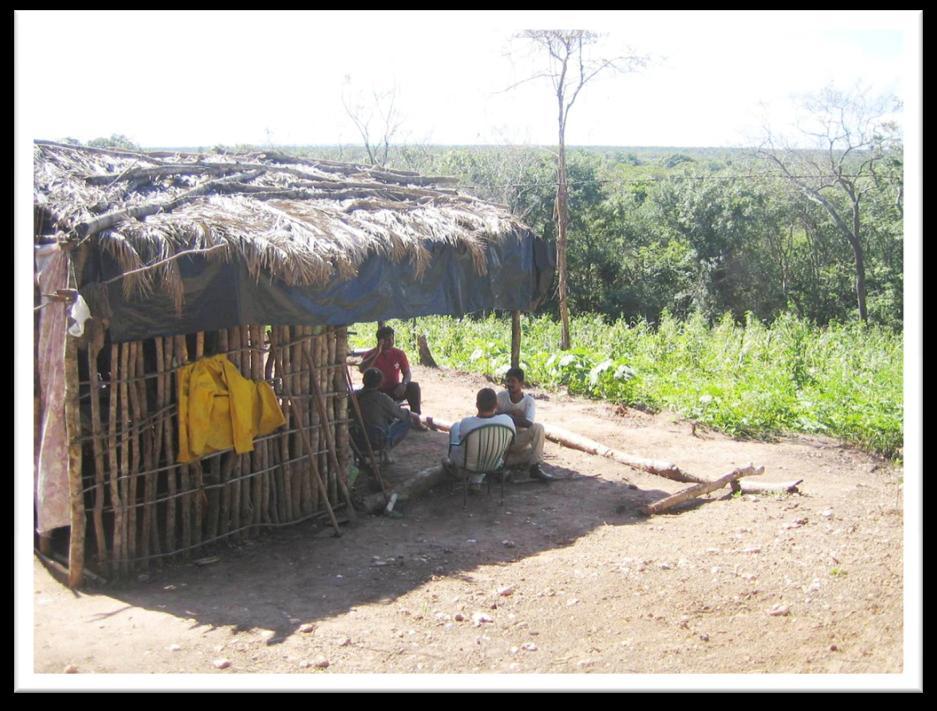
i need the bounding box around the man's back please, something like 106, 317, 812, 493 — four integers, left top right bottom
356, 388, 407, 430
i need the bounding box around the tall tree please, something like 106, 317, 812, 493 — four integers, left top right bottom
758, 86, 902, 322
341, 76, 404, 168
511, 30, 646, 349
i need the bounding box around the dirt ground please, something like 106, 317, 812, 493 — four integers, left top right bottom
29, 364, 907, 688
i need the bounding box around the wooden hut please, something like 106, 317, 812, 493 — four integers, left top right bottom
33, 140, 553, 586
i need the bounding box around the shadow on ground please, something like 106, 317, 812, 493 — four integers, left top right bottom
70, 427, 673, 646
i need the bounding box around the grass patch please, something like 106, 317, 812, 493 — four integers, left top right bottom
350, 311, 902, 460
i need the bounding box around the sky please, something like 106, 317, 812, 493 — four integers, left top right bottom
14, 10, 920, 149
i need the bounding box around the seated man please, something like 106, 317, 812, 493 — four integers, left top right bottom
359, 325, 428, 431
354, 368, 415, 456
496, 367, 548, 480
444, 387, 515, 488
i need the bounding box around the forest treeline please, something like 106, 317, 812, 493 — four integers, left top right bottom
308, 143, 904, 331
77, 136, 904, 331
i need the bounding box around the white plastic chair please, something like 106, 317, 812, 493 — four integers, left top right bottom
448, 423, 515, 508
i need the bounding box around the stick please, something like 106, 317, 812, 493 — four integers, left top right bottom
226, 328, 242, 537
174, 336, 193, 553
160, 337, 177, 554
274, 327, 295, 521
312, 330, 326, 510
282, 327, 299, 519
333, 328, 352, 502
236, 327, 251, 536
344, 364, 388, 501
86, 322, 108, 571
126, 342, 141, 568
118, 342, 132, 576
305, 350, 357, 523
217, 329, 232, 534
295, 327, 313, 514
149, 337, 165, 563
249, 325, 266, 526
643, 465, 765, 516
326, 330, 339, 505
284, 396, 342, 537
134, 341, 155, 567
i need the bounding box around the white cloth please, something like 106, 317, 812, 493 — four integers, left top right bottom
496, 390, 536, 423
68, 294, 91, 337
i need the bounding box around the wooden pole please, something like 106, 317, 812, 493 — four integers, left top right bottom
333, 327, 351, 502
284, 327, 301, 520
642, 465, 765, 516
284, 396, 342, 537
118, 342, 132, 575
511, 311, 521, 369
86, 322, 108, 571
305, 350, 357, 523
314, 331, 329, 508
236, 326, 252, 536
151, 337, 168, 561
343, 364, 388, 501
132, 341, 154, 568
108, 343, 123, 574
273, 327, 294, 522
160, 337, 177, 554
225, 328, 241, 535
249, 325, 267, 526
326, 329, 339, 504
64, 329, 85, 588
289, 326, 310, 518
173, 336, 193, 553
126, 342, 140, 567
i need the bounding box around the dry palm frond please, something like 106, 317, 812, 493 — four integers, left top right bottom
34, 141, 533, 300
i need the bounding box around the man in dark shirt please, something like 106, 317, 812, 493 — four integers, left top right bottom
355, 368, 413, 451
359, 325, 428, 430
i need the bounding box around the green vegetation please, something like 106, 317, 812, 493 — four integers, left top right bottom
292, 143, 903, 330
351, 312, 902, 460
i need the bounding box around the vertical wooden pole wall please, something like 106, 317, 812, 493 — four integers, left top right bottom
66, 324, 350, 581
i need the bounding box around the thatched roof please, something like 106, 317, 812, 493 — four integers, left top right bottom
34, 140, 532, 311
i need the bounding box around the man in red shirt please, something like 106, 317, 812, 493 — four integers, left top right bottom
359, 326, 428, 430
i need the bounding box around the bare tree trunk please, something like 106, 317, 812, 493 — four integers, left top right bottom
556, 122, 571, 351
850, 204, 869, 322
511, 311, 521, 368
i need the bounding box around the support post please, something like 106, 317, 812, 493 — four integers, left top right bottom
511, 311, 521, 369
64, 330, 85, 588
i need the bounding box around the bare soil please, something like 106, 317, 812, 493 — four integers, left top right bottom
31, 364, 904, 683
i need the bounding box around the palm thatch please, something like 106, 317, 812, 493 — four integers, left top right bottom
34, 140, 529, 309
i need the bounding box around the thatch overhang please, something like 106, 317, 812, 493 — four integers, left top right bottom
34, 141, 554, 341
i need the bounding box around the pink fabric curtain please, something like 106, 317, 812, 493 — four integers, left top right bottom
35, 244, 70, 534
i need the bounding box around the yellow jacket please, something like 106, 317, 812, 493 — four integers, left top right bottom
176, 354, 286, 463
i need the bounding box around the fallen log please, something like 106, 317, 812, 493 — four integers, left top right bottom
361, 464, 446, 514
643, 465, 764, 516
731, 478, 803, 495
540, 424, 706, 484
